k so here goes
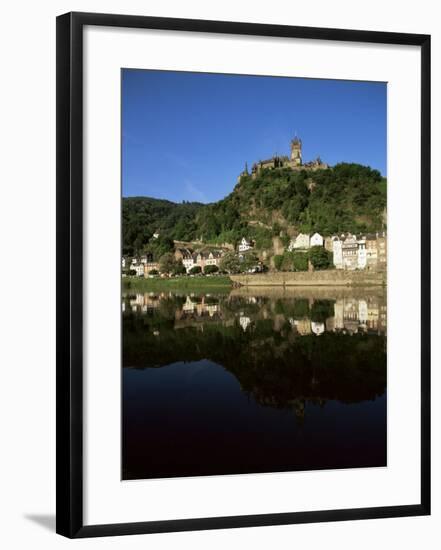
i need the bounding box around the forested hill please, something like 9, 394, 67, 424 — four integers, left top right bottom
122, 198, 204, 256
123, 163, 387, 257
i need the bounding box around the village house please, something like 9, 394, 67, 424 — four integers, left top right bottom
194, 249, 223, 271
132, 263, 145, 277
324, 236, 334, 252
288, 233, 310, 251
376, 231, 387, 270
357, 237, 367, 269
365, 234, 378, 268
144, 262, 159, 276
122, 257, 126, 269
310, 232, 324, 247
205, 250, 223, 266
332, 236, 344, 269
238, 237, 254, 253
174, 248, 195, 273
341, 234, 359, 270
332, 233, 381, 271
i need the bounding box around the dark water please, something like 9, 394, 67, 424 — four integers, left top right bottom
122, 287, 387, 480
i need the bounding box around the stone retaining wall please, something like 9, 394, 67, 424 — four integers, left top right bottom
230, 270, 386, 287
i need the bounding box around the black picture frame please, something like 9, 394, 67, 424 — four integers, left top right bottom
56, 11, 431, 538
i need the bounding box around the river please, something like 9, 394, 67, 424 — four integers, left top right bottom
122, 286, 387, 480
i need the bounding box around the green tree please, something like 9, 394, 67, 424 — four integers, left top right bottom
204, 264, 219, 274
240, 251, 259, 272
308, 246, 332, 270
189, 265, 202, 275
159, 253, 178, 274
219, 252, 241, 274
292, 252, 308, 271
172, 261, 186, 275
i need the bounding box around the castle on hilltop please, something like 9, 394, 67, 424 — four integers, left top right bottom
239, 137, 328, 181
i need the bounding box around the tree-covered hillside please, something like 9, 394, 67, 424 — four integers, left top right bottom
122, 198, 204, 256
123, 163, 387, 256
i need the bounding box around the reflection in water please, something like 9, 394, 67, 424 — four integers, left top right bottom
123, 288, 387, 480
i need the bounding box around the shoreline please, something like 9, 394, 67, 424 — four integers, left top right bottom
230, 271, 386, 288
122, 271, 386, 293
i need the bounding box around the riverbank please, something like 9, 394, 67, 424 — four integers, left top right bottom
122, 275, 232, 292
230, 270, 386, 287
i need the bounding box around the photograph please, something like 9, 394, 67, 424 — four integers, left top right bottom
121, 69, 388, 480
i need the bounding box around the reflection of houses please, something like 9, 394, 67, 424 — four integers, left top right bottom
366, 297, 380, 331
128, 293, 162, 312
331, 297, 386, 335
179, 295, 220, 318
325, 316, 335, 332
311, 321, 325, 335
292, 318, 311, 335
239, 316, 251, 331
358, 300, 368, 324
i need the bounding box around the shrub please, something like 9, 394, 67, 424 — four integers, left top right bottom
308, 246, 332, 270
172, 262, 186, 275
292, 252, 308, 271
273, 255, 284, 271
189, 265, 202, 275
159, 252, 178, 274
149, 269, 159, 276
204, 264, 219, 274
219, 252, 241, 274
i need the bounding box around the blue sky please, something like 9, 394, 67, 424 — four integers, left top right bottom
122, 70, 386, 203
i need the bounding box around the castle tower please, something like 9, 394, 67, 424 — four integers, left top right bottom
290, 136, 302, 166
